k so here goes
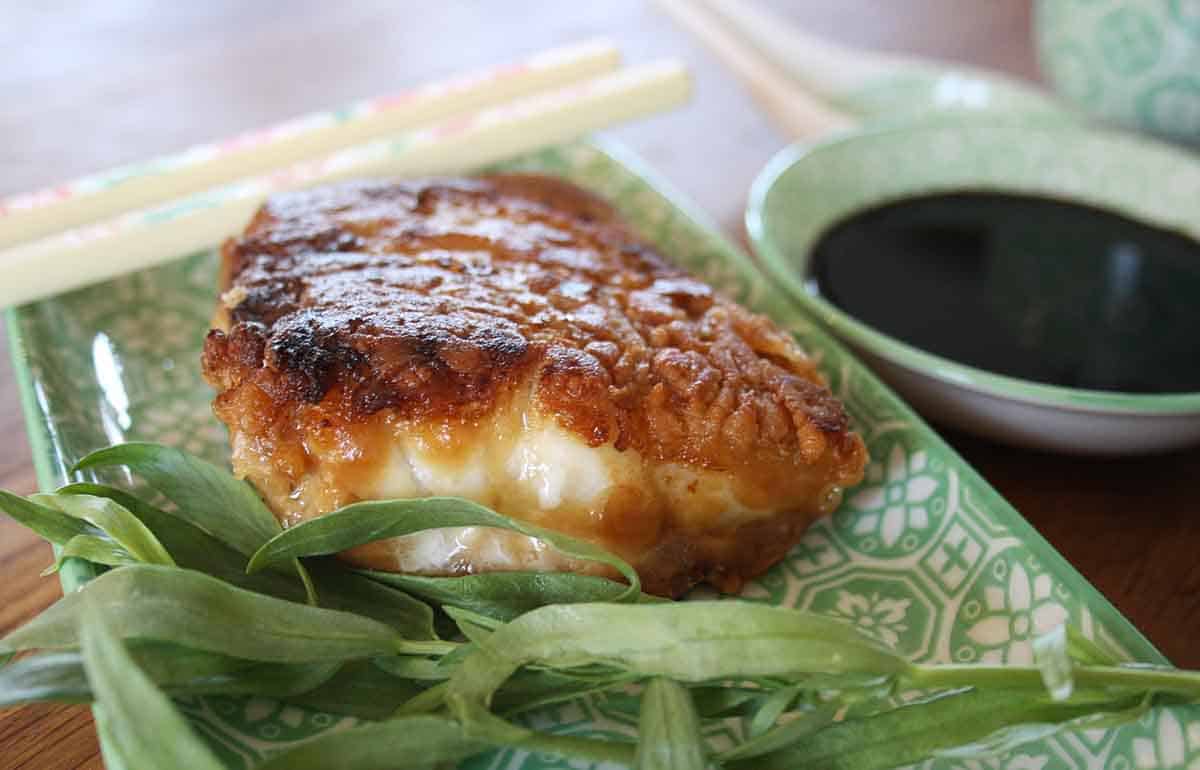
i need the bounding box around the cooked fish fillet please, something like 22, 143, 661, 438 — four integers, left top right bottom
202, 174, 866, 597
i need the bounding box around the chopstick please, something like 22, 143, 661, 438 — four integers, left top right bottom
654, 0, 855, 140
0, 39, 621, 250
0, 60, 690, 310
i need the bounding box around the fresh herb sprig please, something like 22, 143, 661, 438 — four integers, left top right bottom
2, 441, 1199, 770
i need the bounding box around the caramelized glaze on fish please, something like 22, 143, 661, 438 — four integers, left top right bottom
202, 174, 866, 597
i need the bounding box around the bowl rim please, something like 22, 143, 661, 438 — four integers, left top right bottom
745, 122, 1200, 417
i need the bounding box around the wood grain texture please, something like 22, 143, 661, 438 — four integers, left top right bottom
1, 1, 1197, 766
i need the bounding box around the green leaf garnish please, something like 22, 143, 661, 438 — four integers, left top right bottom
57, 484, 436, 638
361, 570, 657, 621
747, 682, 806, 738
279, 659, 426, 720
72, 442, 317, 604
0, 489, 98, 545
729, 688, 1143, 770
42, 535, 138, 575
0, 644, 342, 707
34, 493, 175, 566
79, 601, 226, 770
253, 716, 488, 770
635, 678, 706, 770
718, 701, 841, 762
1, 565, 409, 663
73, 443, 278, 556
445, 600, 909, 711
246, 497, 642, 600
2, 441, 1200, 770
491, 666, 635, 716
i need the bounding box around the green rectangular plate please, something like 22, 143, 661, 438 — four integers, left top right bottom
7, 140, 1195, 769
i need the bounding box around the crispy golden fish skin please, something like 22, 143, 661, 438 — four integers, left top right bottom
202, 174, 866, 597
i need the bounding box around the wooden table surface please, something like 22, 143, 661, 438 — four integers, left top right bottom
3, 2, 1199, 767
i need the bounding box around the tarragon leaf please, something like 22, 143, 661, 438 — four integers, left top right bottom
71, 443, 315, 603
80, 603, 225, 770
0, 489, 97, 545
253, 716, 488, 770
719, 702, 842, 762
362, 570, 657, 622
57, 484, 434, 638
45, 535, 139, 574
33, 493, 174, 566
280, 660, 426, 720
73, 443, 277, 556
636, 678, 706, 770
0, 645, 339, 706
732, 688, 1144, 770
1, 565, 404, 663
247, 497, 641, 600
446, 600, 909, 711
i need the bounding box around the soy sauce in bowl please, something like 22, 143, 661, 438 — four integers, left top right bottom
808, 192, 1200, 394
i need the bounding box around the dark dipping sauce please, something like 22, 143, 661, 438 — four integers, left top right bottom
808, 192, 1200, 394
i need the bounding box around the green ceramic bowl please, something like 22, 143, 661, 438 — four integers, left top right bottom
746, 121, 1200, 454
1036, 0, 1200, 145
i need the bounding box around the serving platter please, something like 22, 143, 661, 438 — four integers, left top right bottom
7, 140, 1196, 769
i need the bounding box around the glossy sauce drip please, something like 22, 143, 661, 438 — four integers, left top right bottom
808, 192, 1200, 394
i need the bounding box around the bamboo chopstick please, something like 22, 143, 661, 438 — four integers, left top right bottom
0, 39, 621, 250
0, 60, 690, 310
654, 0, 855, 140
